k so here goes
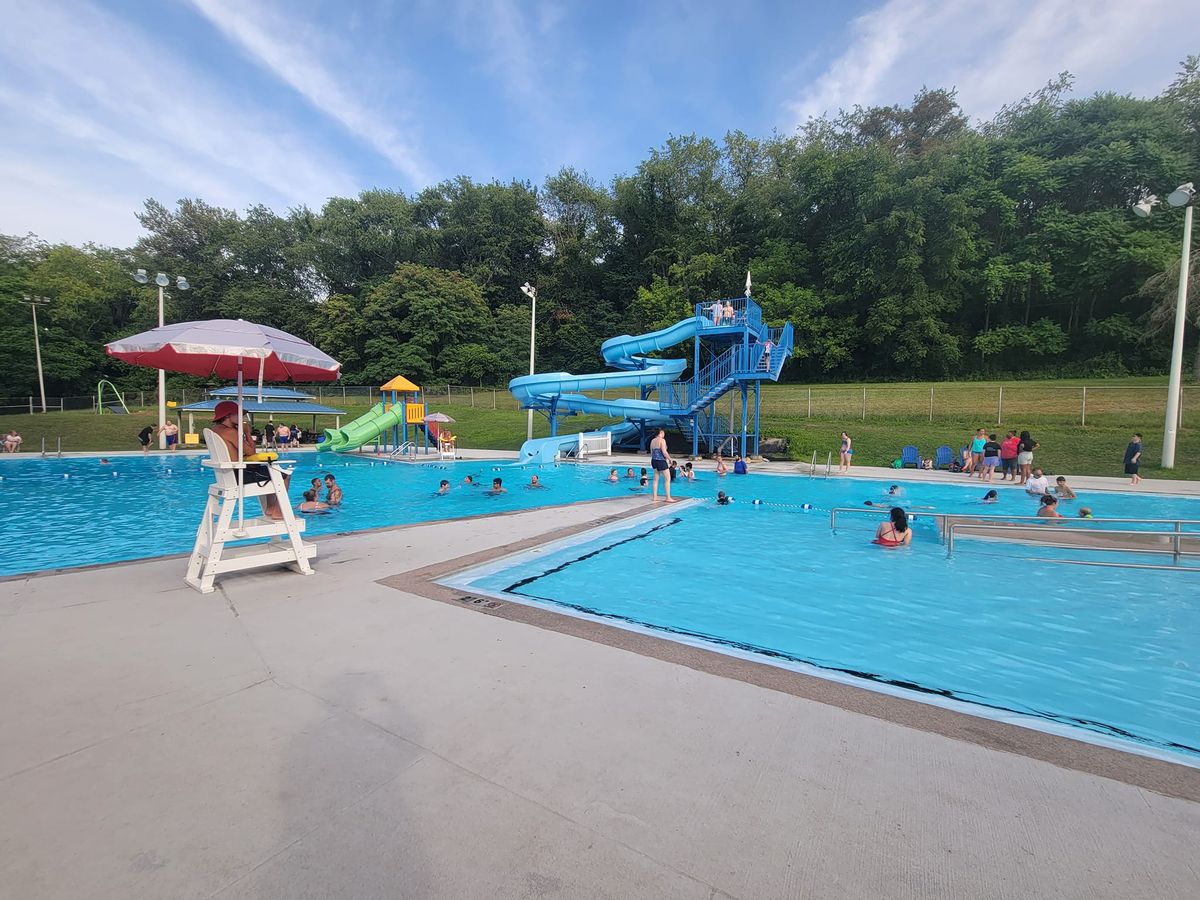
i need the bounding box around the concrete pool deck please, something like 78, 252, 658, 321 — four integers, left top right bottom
2, 494, 1199, 899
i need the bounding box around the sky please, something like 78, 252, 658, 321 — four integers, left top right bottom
1, 0, 1197, 247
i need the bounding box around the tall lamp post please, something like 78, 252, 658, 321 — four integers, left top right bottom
520, 282, 537, 442
133, 269, 190, 448
1133, 182, 1194, 469
21, 295, 50, 413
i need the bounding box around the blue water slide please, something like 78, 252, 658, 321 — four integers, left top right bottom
509, 316, 704, 463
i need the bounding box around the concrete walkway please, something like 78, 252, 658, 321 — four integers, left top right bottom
2, 500, 1198, 899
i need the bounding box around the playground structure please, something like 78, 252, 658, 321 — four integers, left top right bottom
509, 293, 793, 463
319, 376, 453, 457
96, 380, 130, 415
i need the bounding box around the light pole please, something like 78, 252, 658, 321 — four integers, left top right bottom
21, 295, 49, 413
1133, 182, 1194, 468
520, 282, 537, 442
133, 269, 190, 448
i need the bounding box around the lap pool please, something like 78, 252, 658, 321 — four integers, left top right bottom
450, 471, 1200, 764
0, 453, 636, 576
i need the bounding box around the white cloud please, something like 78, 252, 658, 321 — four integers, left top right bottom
187, 0, 431, 186
0, 0, 360, 245
787, 0, 1194, 127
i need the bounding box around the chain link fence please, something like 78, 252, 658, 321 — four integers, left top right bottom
0, 382, 1186, 429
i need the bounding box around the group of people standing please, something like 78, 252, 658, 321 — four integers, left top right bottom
962, 429, 1039, 484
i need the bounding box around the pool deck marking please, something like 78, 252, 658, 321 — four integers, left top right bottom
379, 507, 1200, 803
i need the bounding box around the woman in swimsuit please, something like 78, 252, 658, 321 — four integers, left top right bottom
649, 428, 675, 502
873, 506, 912, 547
715, 453, 728, 476
839, 432, 852, 474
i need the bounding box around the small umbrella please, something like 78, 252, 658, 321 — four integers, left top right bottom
106, 319, 340, 527
424, 412, 456, 423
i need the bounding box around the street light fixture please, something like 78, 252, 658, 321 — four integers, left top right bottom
21, 295, 50, 413
132, 270, 191, 449
1132, 182, 1194, 469
520, 282, 537, 442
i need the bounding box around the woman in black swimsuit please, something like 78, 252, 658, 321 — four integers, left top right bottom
649, 428, 675, 503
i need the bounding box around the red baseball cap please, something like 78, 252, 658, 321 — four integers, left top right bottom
212, 400, 239, 421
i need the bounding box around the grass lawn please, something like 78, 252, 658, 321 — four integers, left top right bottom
4, 375, 1195, 481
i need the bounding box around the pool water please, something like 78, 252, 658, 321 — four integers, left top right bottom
457, 473, 1200, 762
0, 454, 643, 576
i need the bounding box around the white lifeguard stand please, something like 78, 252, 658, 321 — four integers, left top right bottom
185, 429, 316, 593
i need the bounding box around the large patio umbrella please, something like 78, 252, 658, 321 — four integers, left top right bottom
106, 319, 340, 526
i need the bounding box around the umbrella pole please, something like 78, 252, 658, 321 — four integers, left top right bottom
236, 358, 245, 533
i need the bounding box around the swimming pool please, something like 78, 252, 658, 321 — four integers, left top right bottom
452, 473, 1200, 763
0, 454, 643, 576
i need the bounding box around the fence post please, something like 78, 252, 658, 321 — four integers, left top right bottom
342, 385, 346, 400
807, 387, 812, 418
997, 386, 1003, 426
1081, 387, 1087, 427
447, 384, 451, 403
493, 389, 497, 410
470, 387, 474, 407
861, 386, 866, 421
929, 387, 934, 422
140, 391, 144, 407
368, 387, 373, 406
28, 397, 33, 414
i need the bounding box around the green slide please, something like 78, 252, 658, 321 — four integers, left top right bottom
319, 401, 407, 452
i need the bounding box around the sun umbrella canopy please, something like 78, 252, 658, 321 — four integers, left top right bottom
105, 319, 340, 382
425, 412, 455, 423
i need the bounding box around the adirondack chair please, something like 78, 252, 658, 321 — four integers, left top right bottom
934, 444, 954, 469
900, 444, 921, 468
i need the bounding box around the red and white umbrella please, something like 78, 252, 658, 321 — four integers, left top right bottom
106, 318, 340, 526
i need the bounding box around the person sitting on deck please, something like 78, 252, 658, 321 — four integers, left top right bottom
3, 429, 22, 452
873, 507, 912, 547
210, 401, 290, 520
1037, 494, 1064, 520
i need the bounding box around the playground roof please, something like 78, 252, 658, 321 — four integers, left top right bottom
208, 386, 315, 400
378, 375, 421, 392
178, 399, 346, 416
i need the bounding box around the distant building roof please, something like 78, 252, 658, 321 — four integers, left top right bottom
378, 375, 422, 392
208, 386, 316, 400
179, 399, 346, 416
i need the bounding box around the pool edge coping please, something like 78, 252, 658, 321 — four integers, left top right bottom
376, 505, 1200, 805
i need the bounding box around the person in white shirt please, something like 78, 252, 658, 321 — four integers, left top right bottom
709, 300, 723, 325
1024, 469, 1050, 495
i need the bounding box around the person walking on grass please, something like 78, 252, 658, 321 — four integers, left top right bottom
1125, 433, 1143, 485
649, 428, 676, 503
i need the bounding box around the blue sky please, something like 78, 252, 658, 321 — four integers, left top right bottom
1, 0, 1197, 246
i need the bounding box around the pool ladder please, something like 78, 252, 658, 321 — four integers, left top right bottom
41, 437, 62, 459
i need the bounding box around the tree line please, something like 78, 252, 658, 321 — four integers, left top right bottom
2, 60, 1199, 401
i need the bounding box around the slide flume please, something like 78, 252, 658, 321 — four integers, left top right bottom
508, 316, 702, 463
319, 401, 405, 452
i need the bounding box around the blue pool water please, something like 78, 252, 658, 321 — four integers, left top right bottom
0, 454, 634, 576
458, 473, 1200, 762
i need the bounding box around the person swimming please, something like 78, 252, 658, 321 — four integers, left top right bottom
437, 479, 450, 495
299, 489, 330, 514
981, 490, 998, 503
625, 467, 636, 479
607, 468, 619, 483
716, 490, 732, 505
487, 477, 506, 495
527, 475, 546, 489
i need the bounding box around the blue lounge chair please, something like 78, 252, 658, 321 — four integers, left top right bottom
901, 445, 920, 468
935, 444, 953, 469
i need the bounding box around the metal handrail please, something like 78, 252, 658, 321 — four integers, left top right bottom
945, 521, 1198, 565
825, 451, 832, 478
829, 507, 1200, 535
808, 450, 817, 478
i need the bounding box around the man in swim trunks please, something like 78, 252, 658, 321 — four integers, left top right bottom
649, 428, 675, 502
160, 421, 179, 452
323, 473, 343, 505
211, 400, 289, 519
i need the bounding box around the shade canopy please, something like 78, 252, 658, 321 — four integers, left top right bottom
105, 319, 340, 382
